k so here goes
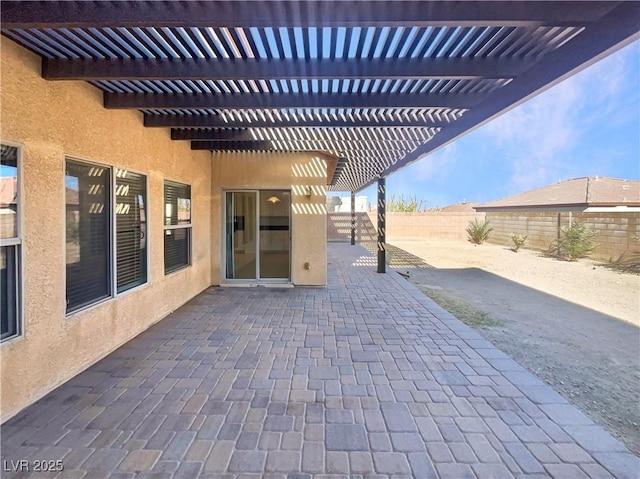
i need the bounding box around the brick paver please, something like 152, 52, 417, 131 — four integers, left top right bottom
1, 244, 638, 478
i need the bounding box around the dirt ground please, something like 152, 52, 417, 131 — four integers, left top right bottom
386, 240, 640, 455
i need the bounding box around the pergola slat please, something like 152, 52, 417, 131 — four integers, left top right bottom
1, 0, 637, 192
363, 1, 640, 190
105, 91, 485, 110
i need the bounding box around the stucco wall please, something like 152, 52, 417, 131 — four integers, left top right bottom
485, 211, 640, 261
211, 152, 327, 286
383, 211, 485, 242
327, 211, 485, 242
0, 38, 213, 420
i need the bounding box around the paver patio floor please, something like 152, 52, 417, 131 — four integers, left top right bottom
1, 244, 638, 478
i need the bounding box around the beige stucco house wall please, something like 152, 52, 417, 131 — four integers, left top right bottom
211, 152, 328, 286
0, 37, 328, 421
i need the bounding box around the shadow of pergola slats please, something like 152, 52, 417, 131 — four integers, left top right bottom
360, 242, 434, 269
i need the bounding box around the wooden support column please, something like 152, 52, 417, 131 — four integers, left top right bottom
377, 177, 386, 273
351, 192, 356, 246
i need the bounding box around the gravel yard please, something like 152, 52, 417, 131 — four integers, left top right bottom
384, 240, 640, 455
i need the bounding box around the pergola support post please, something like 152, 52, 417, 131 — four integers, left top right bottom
377, 177, 386, 273
351, 192, 356, 246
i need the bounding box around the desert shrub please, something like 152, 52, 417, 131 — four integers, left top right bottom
466, 219, 493, 244
554, 221, 597, 261
387, 194, 428, 212
511, 233, 528, 252
602, 236, 640, 274
602, 252, 640, 275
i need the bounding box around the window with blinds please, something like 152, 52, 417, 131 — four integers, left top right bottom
65, 159, 149, 313
116, 170, 147, 293
65, 160, 111, 313
164, 180, 191, 274
1, 144, 20, 342
1, 246, 19, 341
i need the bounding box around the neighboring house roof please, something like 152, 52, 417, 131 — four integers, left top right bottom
475, 177, 640, 211
66, 187, 79, 206
438, 202, 478, 213
2, 179, 81, 206
0, 177, 17, 206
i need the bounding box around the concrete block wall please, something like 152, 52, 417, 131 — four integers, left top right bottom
486, 211, 640, 261
327, 212, 377, 242
327, 211, 485, 242
484, 212, 565, 252
328, 210, 639, 262
383, 211, 485, 242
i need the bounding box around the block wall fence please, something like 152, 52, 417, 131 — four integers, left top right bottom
328, 211, 640, 261
484, 211, 640, 261
327, 211, 484, 243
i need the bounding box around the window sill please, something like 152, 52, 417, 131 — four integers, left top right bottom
0, 333, 24, 347
65, 295, 113, 319
164, 264, 192, 277
116, 281, 150, 298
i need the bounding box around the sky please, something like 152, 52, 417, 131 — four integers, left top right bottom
351, 39, 640, 209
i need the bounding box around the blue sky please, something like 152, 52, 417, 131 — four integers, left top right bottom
354, 40, 640, 208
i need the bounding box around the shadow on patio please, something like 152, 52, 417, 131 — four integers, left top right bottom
1, 244, 638, 478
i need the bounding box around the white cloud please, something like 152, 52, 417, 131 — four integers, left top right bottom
409, 142, 459, 182
478, 40, 639, 192
383, 143, 460, 206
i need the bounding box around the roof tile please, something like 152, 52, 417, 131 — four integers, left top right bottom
476, 177, 640, 210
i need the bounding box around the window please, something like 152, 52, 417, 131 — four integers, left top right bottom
1, 144, 21, 342
65, 159, 148, 314
65, 160, 111, 312
116, 170, 147, 293
164, 180, 191, 274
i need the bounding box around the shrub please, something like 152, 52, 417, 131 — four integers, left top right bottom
510, 233, 528, 252
387, 194, 428, 212
466, 219, 493, 244
603, 252, 640, 275
554, 221, 597, 261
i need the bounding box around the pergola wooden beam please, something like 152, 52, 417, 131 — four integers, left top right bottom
105, 91, 485, 110
1, 0, 636, 194
43, 57, 529, 81
191, 140, 273, 150
1, 1, 618, 29
194, 140, 363, 151
146, 115, 451, 129
359, 1, 640, 190
170, 128, 436, 141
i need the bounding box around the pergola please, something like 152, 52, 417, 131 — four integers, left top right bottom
2, 0, 638, 271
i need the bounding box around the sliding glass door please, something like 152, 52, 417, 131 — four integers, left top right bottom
259, 190, 291, 279
226, 191, 257, 280
225, 190, 290, 281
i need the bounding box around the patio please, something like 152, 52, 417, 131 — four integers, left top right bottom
1, 243, 638, 478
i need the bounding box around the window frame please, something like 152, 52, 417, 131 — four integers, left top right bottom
114, 168, 150, 295
163, 179, 192, 275
1, 140, 23, 344
64, 156, 150, 316
65, 157, 113, 313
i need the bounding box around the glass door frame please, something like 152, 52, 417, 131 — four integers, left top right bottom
222, 189, 291, 284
